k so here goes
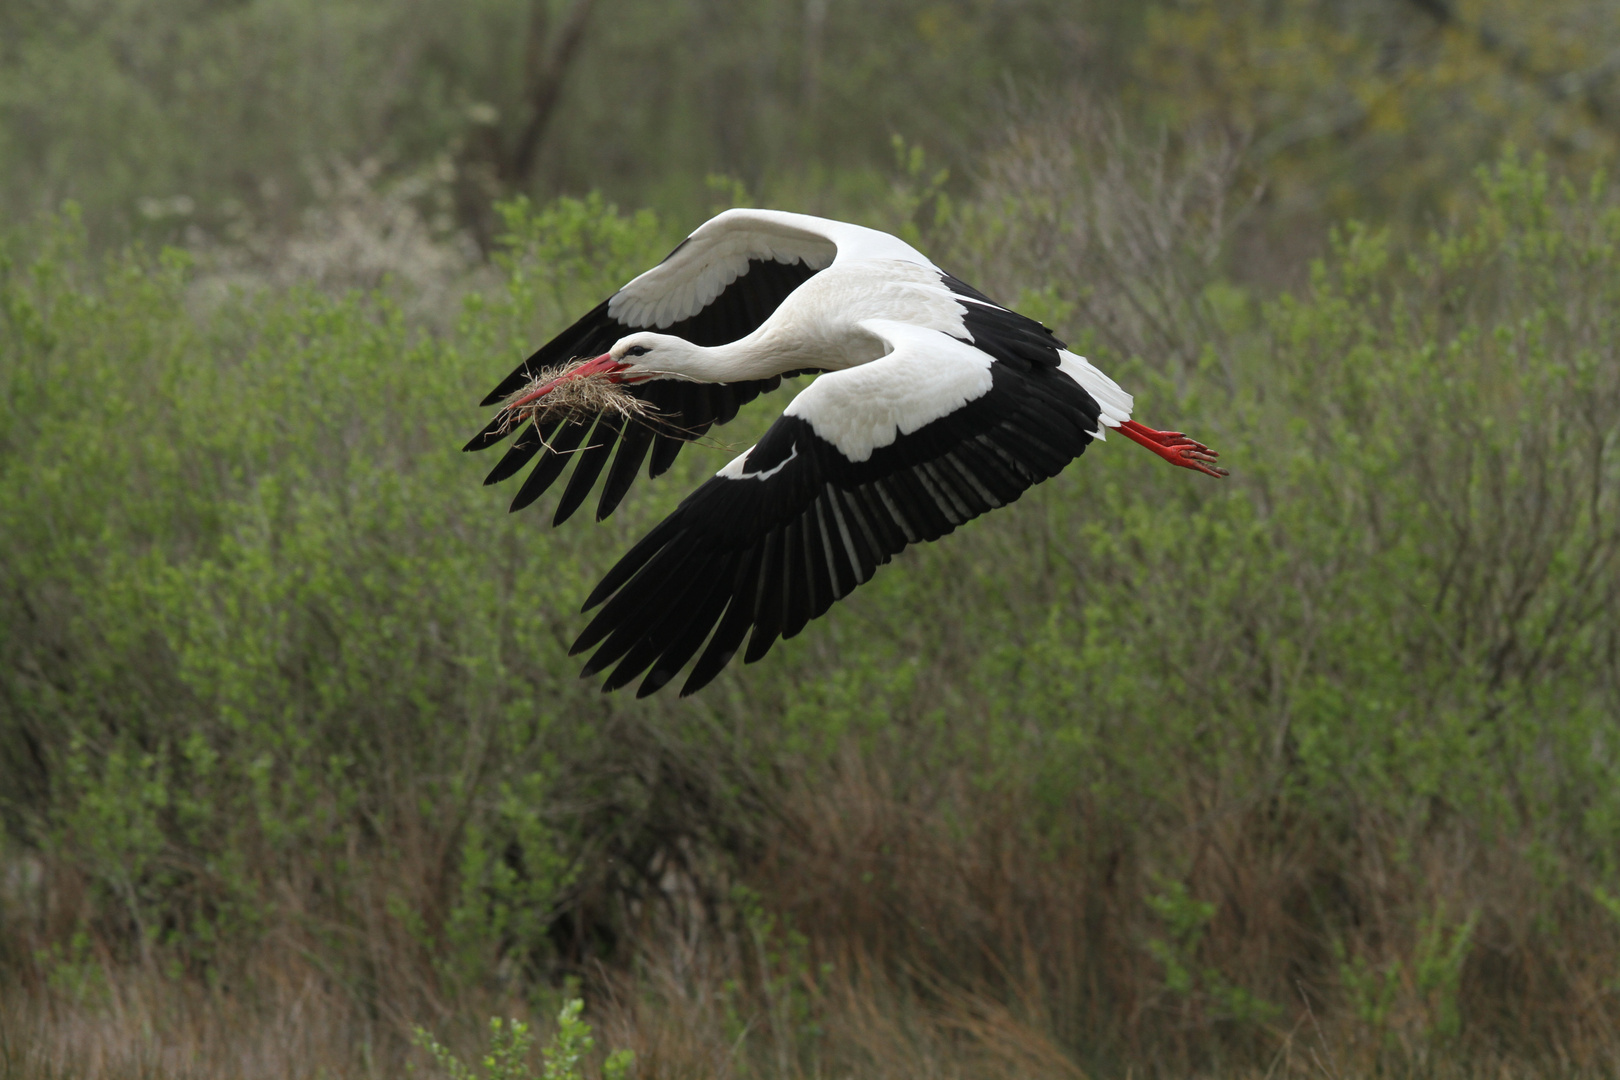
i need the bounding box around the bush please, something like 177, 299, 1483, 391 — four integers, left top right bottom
3, 153, 1620, 1076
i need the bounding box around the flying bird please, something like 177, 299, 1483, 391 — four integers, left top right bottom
466, 209, 1225, 698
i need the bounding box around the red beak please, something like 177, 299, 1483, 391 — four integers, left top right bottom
505, 353, 629, 411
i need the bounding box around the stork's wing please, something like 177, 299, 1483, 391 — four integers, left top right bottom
467, 210, 935, 527
571, 322, 1104, 698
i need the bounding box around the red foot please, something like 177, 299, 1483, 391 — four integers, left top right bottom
1118, 420, 1228, 478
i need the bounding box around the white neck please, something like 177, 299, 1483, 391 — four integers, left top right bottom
674, 321, 887, 383
645, 326, 806, 383
685, 332, 785, 382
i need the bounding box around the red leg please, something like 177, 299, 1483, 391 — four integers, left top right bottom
1117, 420, 1228, 478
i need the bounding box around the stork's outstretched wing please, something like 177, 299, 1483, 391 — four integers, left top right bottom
571, 322, 1105, 698
466, 209, 934, 526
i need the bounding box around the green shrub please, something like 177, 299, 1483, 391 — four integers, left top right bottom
3, 154, 1620, 1072
413, 999, 633, 1080
0, 195, 697, 994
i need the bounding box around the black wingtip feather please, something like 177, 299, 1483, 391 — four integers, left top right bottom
596, 423, 655, 521
464, 412, 518, 453
577, 547, 713, 676
679, 646, 736, 696
647, 434, 685, 479
509, 416, 590, 513
680, 549, 762, 695
636, 672, 673, 699
483, 422, 553, 486
634, 563, 736, 697
779, 518, 811, 640
572, 541, 694, 655
552, 416, 622, 527
742, 625, 779, 665
580, 520, 689, 612
597, 560, 725, 693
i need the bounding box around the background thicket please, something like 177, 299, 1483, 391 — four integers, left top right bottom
4, 3, 1620, 1078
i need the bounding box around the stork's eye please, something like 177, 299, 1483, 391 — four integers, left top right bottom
625, 345, 651, 358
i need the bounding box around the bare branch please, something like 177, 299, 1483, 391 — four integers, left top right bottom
505, 0, 598, 186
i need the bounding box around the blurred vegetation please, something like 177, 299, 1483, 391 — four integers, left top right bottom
9, 0, 1620, 251
1141, 0, 1620, 232
0, 0, 1116, 247
4, 2, 1620, 1078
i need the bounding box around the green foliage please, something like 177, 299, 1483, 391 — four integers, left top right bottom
1335, 940, 1401, 1042
1333, 902, 1478, 1047
0, 0, 1098, 243
726, 884, 827, 1073
0, 196, 679, 991
886, 135, 953, 248
5, 153, 1620, 1071
1145, 880, 1216, 999
35, 930, 106, 1007
5, 0, 1616, 258
1141, 0, 1620, 226
416, 1017, 532, 1080
1145, 880, 1281, 1026
413, 1000, 634, 1080
8, 1, 1620, 1073
1412, 904, 1477, 1041
481, 192, 667, 351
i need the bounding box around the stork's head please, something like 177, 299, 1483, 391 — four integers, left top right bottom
600, 332, 706, 380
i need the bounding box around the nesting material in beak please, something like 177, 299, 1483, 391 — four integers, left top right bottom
495, 355, 663, 436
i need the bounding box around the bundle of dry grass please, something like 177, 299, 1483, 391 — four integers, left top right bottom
495, 356, 667, 438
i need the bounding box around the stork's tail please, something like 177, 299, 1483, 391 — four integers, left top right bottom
1057, 351, 1133, 438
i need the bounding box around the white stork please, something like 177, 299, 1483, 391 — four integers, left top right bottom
466, 209, 1225, 698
